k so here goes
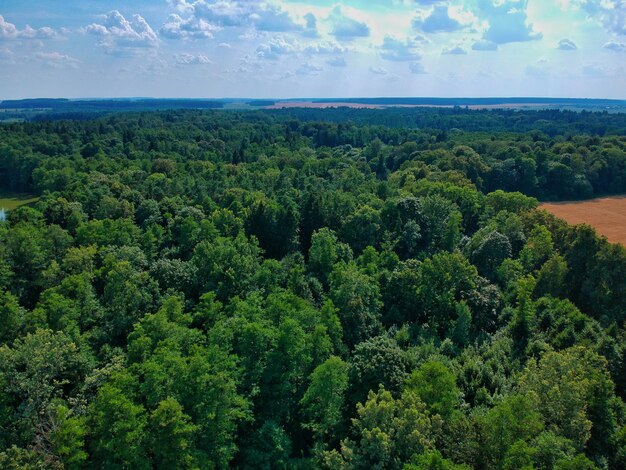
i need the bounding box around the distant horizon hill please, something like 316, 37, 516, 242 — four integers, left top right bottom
2, 97, 626, 106
0, 98, 225, 110
309, 97, 626, 106
1, 97, 625, 120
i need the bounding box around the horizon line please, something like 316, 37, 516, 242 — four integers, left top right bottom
2, 96, 626, 102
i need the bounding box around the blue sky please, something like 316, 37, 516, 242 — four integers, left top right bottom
0, 0, 624, 99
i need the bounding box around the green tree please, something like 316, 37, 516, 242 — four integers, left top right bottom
519, 347, 619, 459
88, 379, 149, 469
502, 440, 535, 470
192, 233, 262, 301
47, 404, 88, 468
329, 387, 439, 470
483, 190, 538, 217
0, 329, 88, 449
148, 398, 200, 469
301, 356, 349, 444
470, 231, 512, 280
415, 252, 478, 336
309, 228, 352, 287
0, 291, 20, 344
101, 260, 159, 345
127, 297, 249, 467
350, 335, 411, 406
340, 205, 383, 253
477, 394, 544, 468
520, 225, 554, 273
404, 449, 471, 470
329, 262, 382, 348
405, 362, 459, 418
510, 275, 536, 356
240, 420, 292, 470
533, 253, 568, 298
0, 445, 59, 469
581, 243, 626, 325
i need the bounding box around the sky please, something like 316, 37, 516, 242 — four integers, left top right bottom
0, 0, 625, 99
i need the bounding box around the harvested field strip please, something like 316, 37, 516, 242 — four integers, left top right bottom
541, 195, 626, 245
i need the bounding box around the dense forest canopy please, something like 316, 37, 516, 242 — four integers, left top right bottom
0, 108, 625, 469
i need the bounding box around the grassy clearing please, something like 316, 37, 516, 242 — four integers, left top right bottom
0, 192, 40, 211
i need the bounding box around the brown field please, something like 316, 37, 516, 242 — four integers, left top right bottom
266, 101, 385, 109
541, 195, 626, 245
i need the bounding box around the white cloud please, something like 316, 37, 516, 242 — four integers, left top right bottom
557, 38, 578, 50
442, 45, 467, 55
0, 15, 20, 40
472, 40, 498, 51
0, 47, 14, 63
410, 61, 428, 74
369, 65, 388, 75
164, 1, 315, 36
256, 36, 347, 61
303, 40, 347, 55
239, 54, 263, 69
175, 53, 212, 64
576, 0, 626, 35
256, 35, 299, 60
34, 51, 80, 68
181, 0, 250, 27
0, 14, 59, 40
474, 0, 543, 45
252, 3, 306, 32
329, 6, 370, 39
161, 13, 220, 39
603, 41, 626, 52
167, 0, 195, 15
84, 10, 158, 55
302, 13, 319, 38
327, 56, 347, 67
222, 65, 253, 74
296, 62, 323, 75
380, 36, 422, 61
413, 5, 466, 33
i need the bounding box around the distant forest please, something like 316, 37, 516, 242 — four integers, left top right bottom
2, 97, 626, 123
0, 108, 624, 469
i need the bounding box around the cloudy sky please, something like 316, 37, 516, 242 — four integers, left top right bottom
0, 0, 624, 99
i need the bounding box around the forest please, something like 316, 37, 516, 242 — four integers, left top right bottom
0, 108, 625, 469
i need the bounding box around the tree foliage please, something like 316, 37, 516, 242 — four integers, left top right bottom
0, 108, 623, 468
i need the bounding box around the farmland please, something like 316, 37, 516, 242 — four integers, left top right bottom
542, 196, 626, 245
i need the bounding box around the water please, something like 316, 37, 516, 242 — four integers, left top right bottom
0, 208, 6, 221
